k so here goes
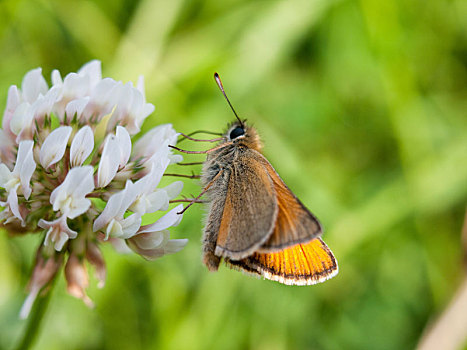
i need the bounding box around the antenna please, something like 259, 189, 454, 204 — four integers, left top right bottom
214, 73, 244, 127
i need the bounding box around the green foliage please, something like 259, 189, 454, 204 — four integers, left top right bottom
0, 0, 466, 349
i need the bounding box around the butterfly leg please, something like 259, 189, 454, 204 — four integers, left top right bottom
170, 196, 207, 204
176, 169, 224, 216
176, 161, 205, 166
164, 172, 201, 179
169, 142, 233, 154
177, 133, 225, 143
177, 130, 223, 144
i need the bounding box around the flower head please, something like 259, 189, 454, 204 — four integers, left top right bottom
0, 61, 187, 318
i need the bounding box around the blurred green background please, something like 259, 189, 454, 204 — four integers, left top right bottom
1, 0, 466, 349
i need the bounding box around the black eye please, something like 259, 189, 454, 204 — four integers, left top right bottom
229, 127, 245, 139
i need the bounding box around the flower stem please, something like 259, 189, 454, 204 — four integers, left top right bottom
14, 288, 53, 350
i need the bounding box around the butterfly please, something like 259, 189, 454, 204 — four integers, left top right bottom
173, 73, 338, 285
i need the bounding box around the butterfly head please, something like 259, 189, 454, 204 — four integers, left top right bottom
225, 121, 262, 152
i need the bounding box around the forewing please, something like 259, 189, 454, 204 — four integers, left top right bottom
226, 238, 338, 285
215, 151, 278, 260
255, 153, 322, 252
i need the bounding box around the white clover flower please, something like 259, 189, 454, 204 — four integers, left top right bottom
0, 61, 187, 318
0, 140, 36, 223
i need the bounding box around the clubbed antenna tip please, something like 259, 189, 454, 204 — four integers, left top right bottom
214, 72, 243, 127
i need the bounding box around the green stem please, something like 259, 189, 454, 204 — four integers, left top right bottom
14, 289, 53, 350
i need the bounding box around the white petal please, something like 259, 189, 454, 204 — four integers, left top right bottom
10, 102, 33, 136
97, 134, 119, 187
127, 230, 187, 260
163, 181, 184, 199
15, 140, 36, 199
109, 238, 133, 254
105, 219, 123, 240
133, 124, 177, 159
0, 164, 12, 186
50, 187, 67, 212
138, 205, 183, 233
70, 125, 94, 167
53, 231, 70, 251
108, 84, 132, 130
93, 180, 137, 231
39, 216, 77, 251
119, 214, 142, 239
132, 164, 160, 193
0, 167, 19, 192
147, 156, 170, 188
169, 154, 184, 164
65, 165, 94, 200
134, 158, 168, 195
50, 166, 94, 217
134, 231, 167, 249
136, 76, 146, 99
163, 239, 188, 254
95, 83, 121, 119
6, 85, 21, 112
93, 191, 125, 232
7, 188, 22, 223
127, 103, 155, 137
39, 126, 72, 168
78, 60, 102, 87
129, 88, 143, 116
51, 69, 63, 86
32, 87, 61, 119
21, 68, 48, 104
116, 126, 131, 167
65, 96, 90, 120
105, 214, 141, 240
127, 158, 170, 214
144, 139, 171, 170
62, 73, 89, 98
133, 190, 168, 214
38, 217, 53, 229
101, 78, 154, 135
126, 87, 153, 132
91, 78, 118, 106
66, 197, 92, 219
2, 85, 20, 131
142, 103, 155, 119
118, 82, 134, 108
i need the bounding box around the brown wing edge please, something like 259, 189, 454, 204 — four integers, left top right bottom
256, 151, 323, 253
256, 194, 323, 253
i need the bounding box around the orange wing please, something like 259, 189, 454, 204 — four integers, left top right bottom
253, 151, 322, 252
226, 238, 338, 285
